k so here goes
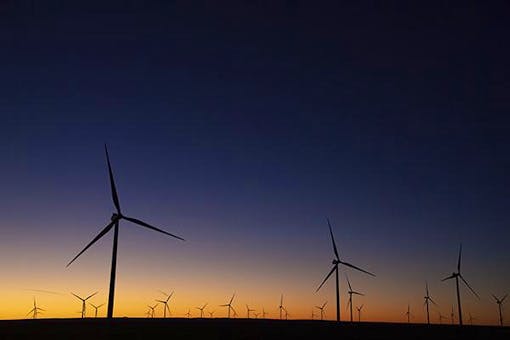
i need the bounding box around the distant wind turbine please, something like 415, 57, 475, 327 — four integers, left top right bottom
423, 282, 437, 325
254, 312, 260, 319
438, 313, 448, 324
66, 145, 185, 319
89, 303, 104, 318
346, 274, 364, 322
315, 301, 327, 321
450, 305, 455, 325
262, 308, 268, 319
208, 310, 215, 318
26, 298, 45, 319
185, 309, 192, 318
356, 305, 364, 322
220, 293, 236, 318
196, 303, 208, 318
492, 294, 507, 326
442, 244, 479, 326
71, 292, 98, 319
246, 305, 255, 319
148, 304, 157, 318
278, 294, 285, 320
156, 291, 173, 318
405, 304, 413, 323
316, 219, 375, 322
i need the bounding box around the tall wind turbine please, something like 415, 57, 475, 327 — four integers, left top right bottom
220, 293, 236, 318
441, 244, 479, 326
148, 304, 157, 318
196, 303, 208, 318
278, 294, 285, 320
66, 145, 185, 319
71, 292, 98, 319
156, 291, 173, 318
246, 305, 255, 319
405, 304, 413, 323
26, 298, 45, 319
315, 301, 327, 321
492, 294, 507, 326
356, 305, 364, 322
89, 303, 104, 318
316, 219, 375, 322
346, 274, 364, 322
423, 282, 437, 325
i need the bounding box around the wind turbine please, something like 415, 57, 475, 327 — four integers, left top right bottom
468, 312, 476, 325
438, 313, 448, 324
208, 310, 215, 318
148, 304, 157, 318
26, 298, 45, 319
356, 305, 364, 322
156, 291, 173, 318
315, 301, 327, 321
254, 312, 260, 319
423, 282, 437, 325
278, 294, 285, 320
246, 305, 255, 319
405, 304, 413, 323
185, 309, 192, 318
71, 292, 98, 319
316, 219, 375, 322
441, 244, 479, 326
220, 293, 236, 318
66, 145, 185, 319
492, 294, 507, 326
450, 305, 455, 325
346, 274, 364, 322
196, 303, 208, 318
262, 308, 268, 319
89, 303, 104, 318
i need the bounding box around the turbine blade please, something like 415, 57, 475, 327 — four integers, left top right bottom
327, 218, 339, 260
86, 291, 98, 300
105, 144, 121, 214
322, 301, 328, 308
203, 303, 208, 309
429, 297, 438, 306
71, 293, 83, 301
229, 293, 235, 304
457, 243, 462, 272
501, 294, 508, 303
353, 291, 364, 296
492, 294, 499, 302
26, 309, 35, 317
123, 216, 185, 241
340, 261, 375, 277
66, 220, 116, 267
441, 274, 455, 281
460, 274, 479, 299
316, 266, 336, 292
345, 273, 352, 291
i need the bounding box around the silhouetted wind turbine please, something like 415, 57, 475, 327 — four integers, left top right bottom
208, 310, 215, 318
492, 294, 507, 326
356, 305, 364, 322
156, 291, 173, 318
196, 303, 208, 318
148, 304, 157, 318
89, 303, 104, 318
316, 219, 375, 322
423, 282, 437, 325
405, 304, 413, 323
26, 298, 45, 319
72, 292, 98, 319
246, 305, 255, 319
346, 274, 364, 322
438, 313, 448, 324
278, 294, 285, 320
254, 312, 260, 319
185, 309, 191, 318
220, 293, 236, 318
315, 301, 327, 321
441, 244, 479, 326
262, 308, 268, 319
66, 145, 185, 319
450, 305, 455, 325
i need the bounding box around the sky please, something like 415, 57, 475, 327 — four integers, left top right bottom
0, 0, 509, 325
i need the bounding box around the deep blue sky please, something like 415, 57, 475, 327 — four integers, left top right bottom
0, 1, 509, 322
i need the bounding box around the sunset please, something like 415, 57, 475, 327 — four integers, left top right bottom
0, 1, 509, 339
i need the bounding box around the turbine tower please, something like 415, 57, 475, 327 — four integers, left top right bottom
423, 282, 437, 325
66, 145, 185, 319
315, 301, 327, 320
71, 292, 98, 318
220, 293, 236, 318
492, 294, 507, 326
346, 274, 364, 322
316, 218, 375, 322
441, 244, 479, 326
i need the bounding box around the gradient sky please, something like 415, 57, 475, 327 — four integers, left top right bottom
0, 1, 509, 325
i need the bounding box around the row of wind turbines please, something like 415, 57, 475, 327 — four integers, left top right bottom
56, 146, 506, 326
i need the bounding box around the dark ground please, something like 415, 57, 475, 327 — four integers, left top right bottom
0, 318, 508, 340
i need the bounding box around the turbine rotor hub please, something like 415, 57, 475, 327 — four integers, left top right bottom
111, 213, 121, 221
